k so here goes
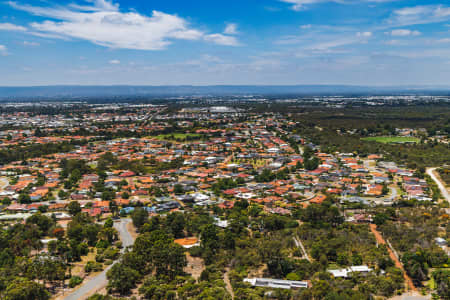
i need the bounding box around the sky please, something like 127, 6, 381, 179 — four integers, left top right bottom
1, 0, 450, 86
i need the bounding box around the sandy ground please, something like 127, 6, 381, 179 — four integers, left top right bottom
224, 267, 234, 299
389, 291, 431, 300
427, 168, 450, 204
184, 253, 205, 280
126, 221, 138, 240
370, 224, 417, 292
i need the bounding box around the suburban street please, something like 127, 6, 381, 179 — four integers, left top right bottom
63, 218, 134, 300
427, 167, 450, 204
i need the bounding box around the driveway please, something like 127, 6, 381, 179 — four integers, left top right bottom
63, 218, 134, 300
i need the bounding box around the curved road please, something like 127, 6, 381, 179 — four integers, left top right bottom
427, 167, 450, 204
63, 218, 134, 300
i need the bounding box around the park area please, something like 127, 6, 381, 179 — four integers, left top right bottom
361, 136, 420, 144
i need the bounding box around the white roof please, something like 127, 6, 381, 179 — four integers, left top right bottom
244, 278, 308, 289
214, 218, 229, 228
0, 213, 32, 220
350, 266, 372, 272
328, 269, 348, 278
328, 265, 372, 278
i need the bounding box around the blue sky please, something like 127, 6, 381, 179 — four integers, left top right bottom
1, 0, 450, 86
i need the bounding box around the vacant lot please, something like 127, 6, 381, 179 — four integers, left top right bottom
361, 136, 420, 144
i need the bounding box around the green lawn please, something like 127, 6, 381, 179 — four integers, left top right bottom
361, 136, 420, 144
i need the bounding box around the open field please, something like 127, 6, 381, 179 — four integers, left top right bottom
361, 136, 420, 144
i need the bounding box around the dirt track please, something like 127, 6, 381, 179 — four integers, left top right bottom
369, 224, 417, 292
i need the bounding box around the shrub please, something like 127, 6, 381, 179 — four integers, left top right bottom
69, 276, 83, 288
189, 246, 202, 257
103, 247, 120, 260
85, 261, 103, 273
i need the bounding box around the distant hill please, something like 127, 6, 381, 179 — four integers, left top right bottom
1, 85, 450, 99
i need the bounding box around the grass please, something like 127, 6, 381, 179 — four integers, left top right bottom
361, 136, 420, 144
327, 263, 340, 269
71, 250, 97, 277
151, 133, 202, 141
426, 276, 436, 290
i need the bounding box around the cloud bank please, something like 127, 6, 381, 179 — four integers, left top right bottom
6, 0, 239, 50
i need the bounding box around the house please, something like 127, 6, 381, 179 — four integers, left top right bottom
71, 194, 87, 200
328, 265, 373, 278
0, 212, 32, 221
192, 193, 210, 203
218, 201, 235, 209
214, 217, 229, 228
244, 278, 308, 289
82, 207, 103, 217
174, 237, 200, 248
309, 194, 326, 204
46, 212, 71, 220
435, 237, 447, 247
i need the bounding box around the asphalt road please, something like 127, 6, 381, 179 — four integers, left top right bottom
63, 218, 134, 300
390, 186, 397, 201
427, 167, 450, 204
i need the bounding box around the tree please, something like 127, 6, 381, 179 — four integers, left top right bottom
223, 230, 235, 250
173, 184, 184, 195
58, 189, 68, 199
131, 207, 148, 229
304, 156, 320, 171
106, 263, 140, 295
382, 184, 389, 195
68, 201, 81, 216
373, 213, 389, 226
18, 193, 31, 204
26, 213, 55, 234
33, 255, 66, 288
1, 197, 11, 205
166, 212, 185, 238
38, 205, 48, 213
67, 223, 84, 242
109, 200, 119, 217
201, 224, 219, 258
104, 218, 113, 228
4, 278, 50, 300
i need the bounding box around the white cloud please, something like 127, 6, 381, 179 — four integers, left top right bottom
389, 29, 421, 36
306, 37, 360, 52
387, 5, 450, 27
300, 24, 312, 29
0, 22, 27, 31
436, 38, 450, 43
23, 41, 40, 46
8, 0, 239, 50
109, 59, 120, 64
0, 45, 8, 56
357, 31, 372, 37
280, 0, 322, 11
204, 34, 240, 46
224, 23, 238, 35
279, 0, 398, 11
384, 39, 406, 46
